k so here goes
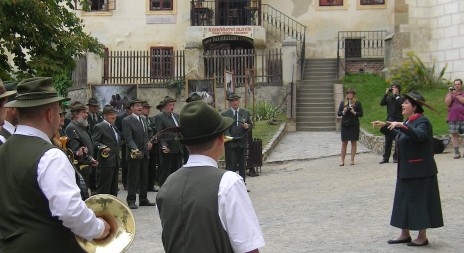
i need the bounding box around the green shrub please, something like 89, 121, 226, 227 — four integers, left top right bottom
387, 52, 451, 92
251, 101, 276, 121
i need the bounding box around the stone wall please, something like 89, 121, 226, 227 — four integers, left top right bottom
68, 85, 286, 117
359, 128, 454, 156
345, 59, 385, 75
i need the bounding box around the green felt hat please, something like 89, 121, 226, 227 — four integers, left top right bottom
0, 79, 17, 100
69, 101, 87, 112
226, 92, 241, 101
176, 101, 233, 145
129, 98, 144, 106
186, 93, 202, 103
4, 77, 69, 108
102, 104, 117, 114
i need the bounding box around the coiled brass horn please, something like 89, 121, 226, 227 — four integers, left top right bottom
130, 149, 143, 159
100, 146, 110, 158
224, 135, 234, 143
76, 194, 136, 253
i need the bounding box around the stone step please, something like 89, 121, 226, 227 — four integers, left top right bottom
297, 58, 338, 132
296, 126, 337, 132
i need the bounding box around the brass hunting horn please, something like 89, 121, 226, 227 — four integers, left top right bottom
76, 194, 136, 253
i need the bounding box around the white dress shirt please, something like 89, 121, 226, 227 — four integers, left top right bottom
183, 155, 265, 253
2, 120, 15, 135
15, 125, 104, 240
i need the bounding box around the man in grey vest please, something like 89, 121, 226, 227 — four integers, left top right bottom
156, 101, 265, 253
0, 77, 109, 253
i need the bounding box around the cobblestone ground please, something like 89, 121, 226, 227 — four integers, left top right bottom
119, 132, 464, 253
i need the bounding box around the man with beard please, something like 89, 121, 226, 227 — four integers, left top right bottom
93, 105, 121, 196
65, 101, 99, 196
122, 98, 155, 209
155, 96, 183, 187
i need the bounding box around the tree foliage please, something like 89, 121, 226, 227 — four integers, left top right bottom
0, 0, 103, 80
387, 52, 450, 92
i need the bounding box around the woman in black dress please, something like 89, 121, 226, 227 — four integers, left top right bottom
371, 91, 443, 246
337, 87, 363, 166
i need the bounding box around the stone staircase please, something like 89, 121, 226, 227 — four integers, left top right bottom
296, 59, 337, 131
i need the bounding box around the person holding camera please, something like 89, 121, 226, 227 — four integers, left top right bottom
444, 79, 464, 159
379, 83, 403, 164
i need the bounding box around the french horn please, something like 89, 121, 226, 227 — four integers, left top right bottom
130, 149, 143, 159
100, 146, 110, 158
76, 194, 136, 253
224, 135, 234, 143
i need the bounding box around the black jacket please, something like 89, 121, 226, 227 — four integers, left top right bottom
337, 100, 363, 127
380, 94, 403, 121
380, 114, 438, 179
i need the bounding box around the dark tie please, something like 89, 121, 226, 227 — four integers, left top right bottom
110, 125, 118, 141
139, 116, 145, 131
171, 113, 179, 127
234, 110, 238, 126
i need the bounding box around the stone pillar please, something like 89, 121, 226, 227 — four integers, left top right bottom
87, 52, 104, 85
384, 0, 410, 76
334, 83, 344, 132
282, 37, 297, 131
184, 46, 204, 80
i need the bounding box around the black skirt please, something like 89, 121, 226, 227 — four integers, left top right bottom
390, 175, 444, 230
341, 125, 359, 141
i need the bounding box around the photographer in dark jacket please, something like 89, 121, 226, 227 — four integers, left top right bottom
379, 83, 403, 164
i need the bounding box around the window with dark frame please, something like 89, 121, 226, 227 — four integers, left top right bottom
150, 47, 174, 79
150, 0, 173, 10
360, 0, 385, 5
319, 0, 344, 6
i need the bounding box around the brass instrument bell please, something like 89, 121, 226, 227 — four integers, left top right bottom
76, 194, 136, 253
100, 146, 110, 158
130, 149, 143, 159
224, 135, 234, 143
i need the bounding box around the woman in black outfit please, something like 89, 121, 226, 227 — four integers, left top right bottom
371, 91, 443, 247
337, 87, 363, 166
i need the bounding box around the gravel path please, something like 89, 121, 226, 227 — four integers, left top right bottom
121, 132, 463, 253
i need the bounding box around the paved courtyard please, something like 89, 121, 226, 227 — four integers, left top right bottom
118, 132, 464, 253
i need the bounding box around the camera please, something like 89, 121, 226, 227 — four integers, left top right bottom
388, 87, 393, 92
449, 86, 456, 91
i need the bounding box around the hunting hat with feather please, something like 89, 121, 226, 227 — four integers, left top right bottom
403, 90, 439, 114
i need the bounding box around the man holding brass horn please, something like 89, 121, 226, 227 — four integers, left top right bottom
66, 101, 99, 196
156, 101, 265, 253
122, 98, 155, 209
92, 105, 121, 196
221, 92, 253, 187
0, 77, 110, 253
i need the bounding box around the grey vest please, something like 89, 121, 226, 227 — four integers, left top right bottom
0, 135, 84, 253
156, 166, 234, 253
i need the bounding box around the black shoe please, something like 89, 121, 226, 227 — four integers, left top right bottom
139, 200, 156, 206
392, 159, 398, 163
128, 203, 138, 209
379, 159, 389, 164
388, 237, 411, 244
407, 239, 429, 246
148, 187, 158, 192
